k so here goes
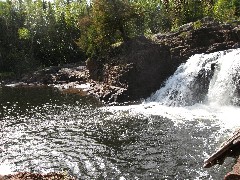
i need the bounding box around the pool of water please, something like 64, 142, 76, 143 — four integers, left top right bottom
0, 86, 237, 179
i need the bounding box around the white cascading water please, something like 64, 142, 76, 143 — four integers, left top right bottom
207, 50, 240, 106
148, 48, 240, 106
108, 48, 240, 132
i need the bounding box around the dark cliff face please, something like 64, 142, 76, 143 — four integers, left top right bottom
115, 37, 174, 101
88, 18, 240, 102
86, 36, 176, 102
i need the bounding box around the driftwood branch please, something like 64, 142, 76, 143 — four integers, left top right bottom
204, 130, 240, 168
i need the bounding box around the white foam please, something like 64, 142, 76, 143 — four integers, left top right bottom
103, 102, 240, 134
148, 48, 240, 107
0, 161, 14, 175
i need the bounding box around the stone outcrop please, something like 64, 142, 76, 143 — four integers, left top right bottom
20, 64, 89, 85
107, 37, 175, 101
14, 64, 127, 103
156, 20, 240, 60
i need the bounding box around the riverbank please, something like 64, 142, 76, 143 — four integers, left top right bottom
3, 63, 128, 103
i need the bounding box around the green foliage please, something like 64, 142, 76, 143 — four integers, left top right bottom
0, 72, 15, 82
0, 0, 240, 76
77, 0, 240, 59
78, 0, 143, 57
213, 0, 236, 21
233, 0, 240, 17
0, 0, 87, 76
202, 1, 215, 17
18, 27, 30, 39
193, 20, 202, 30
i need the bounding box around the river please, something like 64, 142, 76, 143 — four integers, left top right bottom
1, 49, 240, 179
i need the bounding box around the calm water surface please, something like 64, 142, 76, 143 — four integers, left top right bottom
0, 86, 236, 179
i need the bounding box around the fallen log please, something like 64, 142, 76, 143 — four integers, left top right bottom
204, 129, 240, 168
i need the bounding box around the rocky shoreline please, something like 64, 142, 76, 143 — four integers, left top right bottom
3, 63, 128, 103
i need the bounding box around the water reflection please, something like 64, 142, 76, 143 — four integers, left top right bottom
0, 86, 234, 179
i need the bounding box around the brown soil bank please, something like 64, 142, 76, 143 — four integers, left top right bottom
87, 17, 240, 102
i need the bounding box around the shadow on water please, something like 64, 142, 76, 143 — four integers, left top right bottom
0, 86, 101, 117
0, 85, 101, 107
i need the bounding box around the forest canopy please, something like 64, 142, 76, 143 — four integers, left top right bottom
0, 0, 239, 76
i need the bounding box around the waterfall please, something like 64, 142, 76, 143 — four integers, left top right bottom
148, 48, 240, 106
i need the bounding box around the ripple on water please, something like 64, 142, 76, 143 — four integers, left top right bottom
0, 87, 237, 179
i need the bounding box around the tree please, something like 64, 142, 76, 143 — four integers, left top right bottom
214, 0, 236, 21
78, 0, 144, 57
233, 0, 240, 17
17, 0, 87, 67
0, 0, 27, 74
0, 0, 88, 75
